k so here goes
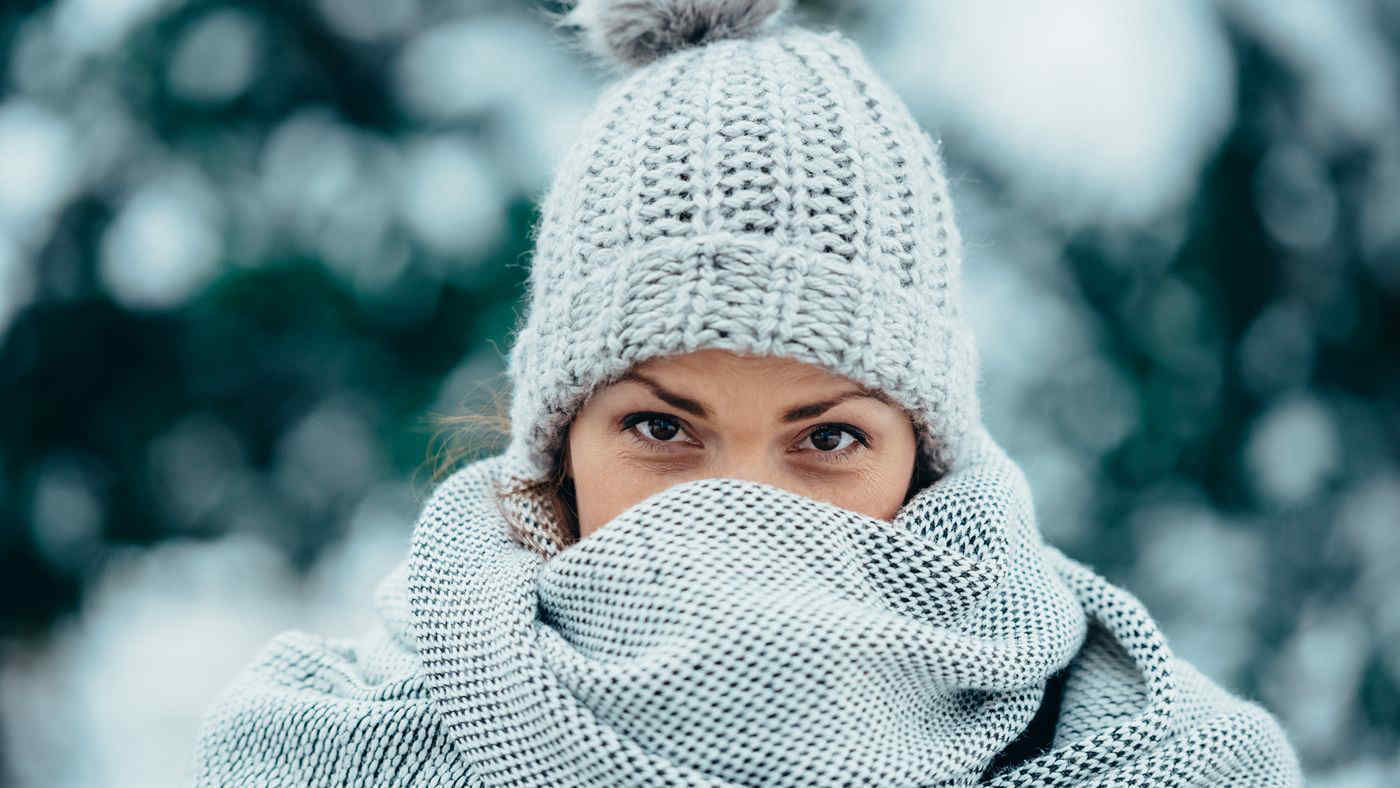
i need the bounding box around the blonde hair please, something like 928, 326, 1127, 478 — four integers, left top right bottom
425, 376, 580, 555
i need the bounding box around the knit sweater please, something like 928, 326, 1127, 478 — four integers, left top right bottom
193, 428, 1302, 786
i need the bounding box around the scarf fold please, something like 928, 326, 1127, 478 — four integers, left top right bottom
410, 427, 1086, 786
194, 427, 1303, 786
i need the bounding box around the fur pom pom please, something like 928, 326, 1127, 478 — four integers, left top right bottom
559, 0, 792, 69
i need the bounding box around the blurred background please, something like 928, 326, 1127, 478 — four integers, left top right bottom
0, 0, 1396, 784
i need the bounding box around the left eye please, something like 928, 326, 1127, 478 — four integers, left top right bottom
802, 426, 858, 452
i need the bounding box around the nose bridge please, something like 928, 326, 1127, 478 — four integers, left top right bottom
714, 441, 782, 488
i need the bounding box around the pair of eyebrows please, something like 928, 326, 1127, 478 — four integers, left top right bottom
615, 371, 896, 424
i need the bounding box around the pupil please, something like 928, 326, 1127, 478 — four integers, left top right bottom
649, 417, 678, 441
812, 427, 841, 451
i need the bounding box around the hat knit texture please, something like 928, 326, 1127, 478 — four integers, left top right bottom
502, 0, 979, 487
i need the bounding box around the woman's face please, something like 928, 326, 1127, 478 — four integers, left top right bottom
564, 349, 920, 540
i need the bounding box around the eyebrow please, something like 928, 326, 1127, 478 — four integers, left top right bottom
615, 371, 896, 423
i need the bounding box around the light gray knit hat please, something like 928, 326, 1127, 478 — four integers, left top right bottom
501, 0, 980, 485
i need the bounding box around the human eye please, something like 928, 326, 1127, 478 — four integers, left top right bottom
620, 412, 694, 451
795, 423, 869, 463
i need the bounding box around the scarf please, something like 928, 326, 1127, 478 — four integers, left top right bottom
193, 427, 1302, 786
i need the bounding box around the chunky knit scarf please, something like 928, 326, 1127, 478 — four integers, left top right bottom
194, 428, 1302, 786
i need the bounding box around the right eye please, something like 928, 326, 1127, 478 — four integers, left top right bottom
622, 413, 691, 448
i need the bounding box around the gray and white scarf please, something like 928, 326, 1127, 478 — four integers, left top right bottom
194, 427, 1302, 786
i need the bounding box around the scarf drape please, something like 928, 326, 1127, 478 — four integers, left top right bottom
194, 428, 1302, 786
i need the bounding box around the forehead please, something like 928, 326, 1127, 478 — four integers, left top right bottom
618, 351, 903, 418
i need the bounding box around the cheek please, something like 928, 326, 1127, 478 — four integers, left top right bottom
815, 465, 908, 522
568, 431, 676, 539
819, 437, 918, 521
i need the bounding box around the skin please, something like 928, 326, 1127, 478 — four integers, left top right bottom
563, 348, 920, 540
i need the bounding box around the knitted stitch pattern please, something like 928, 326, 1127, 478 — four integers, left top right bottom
502, 23, 980, 492
192, 427, 1303, 786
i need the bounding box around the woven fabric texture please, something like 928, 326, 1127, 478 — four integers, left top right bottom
193, 427, 1302, 786
502, 23, 980, 497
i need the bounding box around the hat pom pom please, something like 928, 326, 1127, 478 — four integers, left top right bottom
558, 0, 792, 69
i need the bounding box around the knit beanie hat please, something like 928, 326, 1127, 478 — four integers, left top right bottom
501, 0, 980, 488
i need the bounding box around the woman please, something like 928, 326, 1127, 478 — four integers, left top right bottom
194, 1, 1302, 784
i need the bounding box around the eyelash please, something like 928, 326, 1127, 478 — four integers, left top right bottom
619, 412, 870, 464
